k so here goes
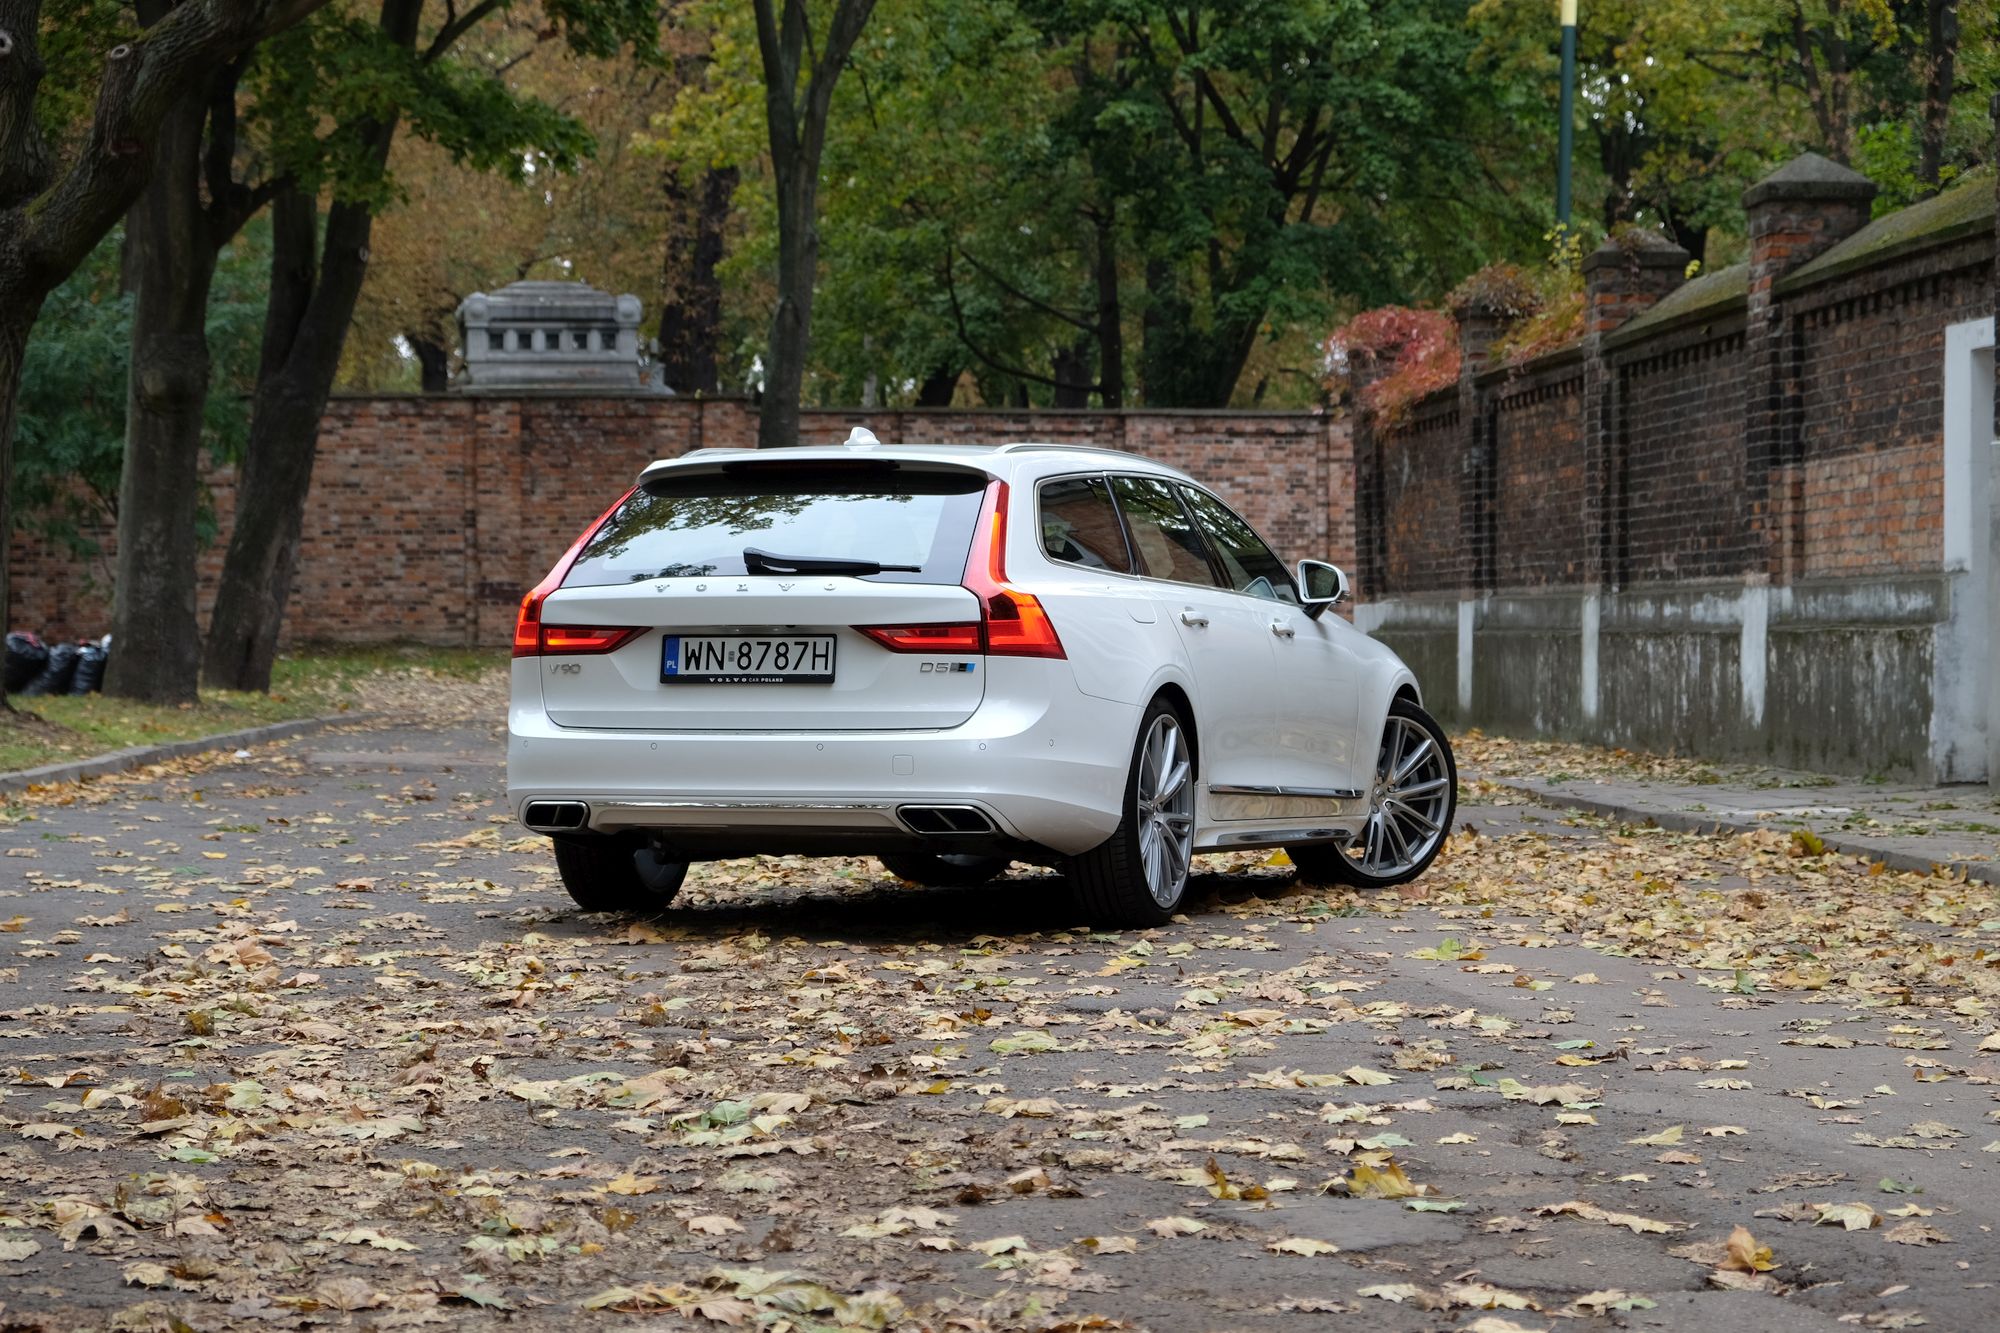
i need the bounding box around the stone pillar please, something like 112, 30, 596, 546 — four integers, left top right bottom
1581, 230, 1691, 334
1448, 293, 1518, 716
1740, 153, 1877, 581
1580, 231, 1692, 593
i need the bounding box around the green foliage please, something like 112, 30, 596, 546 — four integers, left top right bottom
243, 5, 644, 213
13, 227, 269, 554
662, 0, 1526, 408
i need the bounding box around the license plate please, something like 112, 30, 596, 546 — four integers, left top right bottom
662, 634, 836, 684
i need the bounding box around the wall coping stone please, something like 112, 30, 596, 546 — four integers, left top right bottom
1741, 150, 1879, 208
1580, 229, 1690, 274
321, 393, 1338, 419
1776, 167, 1996, 295
1602, 261, 1749, 349
1473, 340, 1586, 389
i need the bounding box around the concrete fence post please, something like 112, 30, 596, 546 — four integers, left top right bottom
1991, 96, 2000, 794
1738, 154, 1877, 735
1578, 231, 1690, 727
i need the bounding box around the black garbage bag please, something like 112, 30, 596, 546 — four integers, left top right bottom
3, 632, 47, 693
21, 641, 79, 696
70, 641, 108, 695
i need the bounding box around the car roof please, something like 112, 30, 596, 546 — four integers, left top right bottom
636, 440, 1197, 489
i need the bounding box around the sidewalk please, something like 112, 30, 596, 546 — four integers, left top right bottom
1455, 732, 2000, 885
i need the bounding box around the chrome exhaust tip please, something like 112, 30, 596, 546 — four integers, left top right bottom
523, 800, 589, 833
897, 804, 997, 836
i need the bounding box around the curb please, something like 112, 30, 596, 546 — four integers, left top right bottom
1480, 776, 1999, 886
0, 711, 375, 798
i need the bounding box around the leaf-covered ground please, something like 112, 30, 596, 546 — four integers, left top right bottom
0, 694, 1995, 1332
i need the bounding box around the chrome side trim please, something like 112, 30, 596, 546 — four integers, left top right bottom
1204, 826, 1357, 847
605, 800, 887, 813
1208, 783, 1364, 800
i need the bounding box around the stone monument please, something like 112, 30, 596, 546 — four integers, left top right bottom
455, 280, 647, 389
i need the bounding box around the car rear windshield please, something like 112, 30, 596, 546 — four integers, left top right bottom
563, 461, 988, 587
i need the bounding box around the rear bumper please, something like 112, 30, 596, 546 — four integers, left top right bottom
506, 662, 1135, 857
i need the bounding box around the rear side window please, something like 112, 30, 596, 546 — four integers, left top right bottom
1110, 476, 1222, 587
1180, 487, 1299, 604
564, 462, 985, 587
1039, 476, 1132, 573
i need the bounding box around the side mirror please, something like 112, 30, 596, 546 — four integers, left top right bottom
1296, 560, 1349, 618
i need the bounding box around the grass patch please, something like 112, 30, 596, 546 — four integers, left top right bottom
0, 643, 502, 774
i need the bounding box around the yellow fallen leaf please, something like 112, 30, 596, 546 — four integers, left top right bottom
321, 1227, 417, 1252
1535, 1201, 1679, 1235
1812, 1202, 1881, 1231
1267, 1237, 1340, 1256
1144, 1217, 1207, 1237
1340, 1065, 1396, 1086
1720, 1225, 1775, 1273
1340, 1158, 1424, 1200
1627, 1125, 1685, 1146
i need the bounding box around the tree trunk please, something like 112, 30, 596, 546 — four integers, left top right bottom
751, 0, 875, 449
0, 298, 34, 708
914, 364, 958, 406
1141, 257, 1246, 407
760, 166, 816, 448
1051, 338, 1092, 408
203, 182, 379, 692
1092, 208, 1123, 409
1918, 0, 1959, 194
656, 164, 735, 394
107, 81, 214, 705
408, 331, 449, 391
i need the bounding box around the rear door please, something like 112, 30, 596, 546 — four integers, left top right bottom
1179, 485, 1363, 793
537, 459, 988, 730
1107, 475, 1281, 785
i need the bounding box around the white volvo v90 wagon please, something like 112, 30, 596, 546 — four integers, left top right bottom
507, 434, 1456, 925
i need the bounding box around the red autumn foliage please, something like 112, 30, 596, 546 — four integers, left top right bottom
1324, 307, 1459, 423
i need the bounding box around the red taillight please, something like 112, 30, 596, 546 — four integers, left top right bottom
860, 623, 984, 653
963, 480, 1065, 659
513, 487, 637, 659
538, 625, 643, 655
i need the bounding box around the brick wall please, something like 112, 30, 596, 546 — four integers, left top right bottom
1356, 170, 1994, 602
1368, 394, 1461, 597
1786, 243, 1989, 577
1351, 155, 1998, 781
1488, 363, 1588, 587
1614, 328, 1750, 583
7, 400, 1352, 647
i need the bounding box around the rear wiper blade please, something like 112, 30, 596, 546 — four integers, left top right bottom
742, 546, 922, 576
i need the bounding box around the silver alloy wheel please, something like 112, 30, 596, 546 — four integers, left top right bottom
1134, 713, 1195, 907
1351, 714, 1452, 877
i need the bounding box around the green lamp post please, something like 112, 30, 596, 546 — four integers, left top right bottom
1557, 0, 1577, 231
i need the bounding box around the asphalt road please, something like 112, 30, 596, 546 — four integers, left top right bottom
0, 714, 1993, 1332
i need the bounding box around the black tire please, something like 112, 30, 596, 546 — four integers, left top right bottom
877, 852, 1012, 887
552, 834, 689, 913
1063, 697, 1196, 927
1289, 695, 1456, 890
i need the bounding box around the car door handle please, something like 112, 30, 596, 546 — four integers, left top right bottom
1179, 609, 1209, 628
1270, 621, 1296, 639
